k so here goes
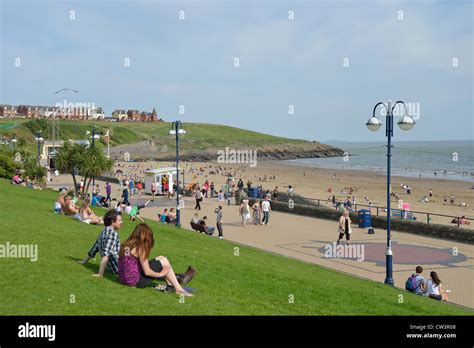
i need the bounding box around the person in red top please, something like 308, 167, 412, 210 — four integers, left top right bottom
136, 181, 143, 198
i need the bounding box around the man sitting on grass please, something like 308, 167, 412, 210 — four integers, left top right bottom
79, 210, 123, 277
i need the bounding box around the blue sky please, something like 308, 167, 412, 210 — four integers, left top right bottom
1, 0, 472, 142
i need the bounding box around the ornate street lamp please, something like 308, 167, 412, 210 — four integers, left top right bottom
169, 121, 186, 227
366, 100, 415, 286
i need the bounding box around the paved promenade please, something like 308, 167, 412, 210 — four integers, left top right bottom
140, 196, 473, 309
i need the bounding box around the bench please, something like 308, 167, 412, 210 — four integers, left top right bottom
190, 222, 213, 235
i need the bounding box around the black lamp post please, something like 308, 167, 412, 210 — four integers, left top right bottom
366, 100, 415, 286
169, 121, 186, 227
35, 131, 44, 165
91, 128, 100, 188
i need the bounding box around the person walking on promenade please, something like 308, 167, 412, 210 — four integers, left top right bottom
336, 210, 352, 245
215, 206, 224, 239
261, 197, 271, 225
194, 186, 203, 210
252, 199, 262, 225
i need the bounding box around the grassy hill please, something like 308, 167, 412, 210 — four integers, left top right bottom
0, 179, 471, 315
0, 119, 343, 160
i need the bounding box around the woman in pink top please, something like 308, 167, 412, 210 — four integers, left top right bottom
118, 224, 194, 296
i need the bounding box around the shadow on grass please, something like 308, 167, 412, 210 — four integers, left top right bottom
65, 255, 121, 284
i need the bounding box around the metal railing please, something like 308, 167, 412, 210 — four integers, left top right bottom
271, 191, 473, 229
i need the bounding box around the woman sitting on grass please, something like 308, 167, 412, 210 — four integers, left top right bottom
77, 199, 103, 225
118, 223, 194, 296
426, 271, 450, 301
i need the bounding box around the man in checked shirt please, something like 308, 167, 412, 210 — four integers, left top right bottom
80, 210, 123, 277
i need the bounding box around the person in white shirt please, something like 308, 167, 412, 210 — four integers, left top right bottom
426, 271, 449, 301
239, 199, 251, 227
124, 203, 133, 215
261, 198, 271, 225
287, 185, 294, 198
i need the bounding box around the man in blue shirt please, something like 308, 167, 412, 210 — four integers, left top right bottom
121, 188, 129, 205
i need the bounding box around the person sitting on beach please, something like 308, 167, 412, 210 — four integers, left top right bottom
198, 216, 215, 235
453, 216, 470, 225
450, 194, 455, 204
76, 199, 103, 225
63, 196, 79, 216
426, 271, 449, 301
117, 223, 194, 296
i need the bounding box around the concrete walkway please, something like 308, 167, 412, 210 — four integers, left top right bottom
139, 196, 473, 309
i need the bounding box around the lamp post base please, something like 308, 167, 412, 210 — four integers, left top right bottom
384, 251, 394, 286
176, 210, 181, 228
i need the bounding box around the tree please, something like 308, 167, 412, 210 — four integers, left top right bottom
21, 155, 47, 187
55, 142, 113, 198
80, 145, 114, 197
0, 149, 21, 179
55, 142, 86, 196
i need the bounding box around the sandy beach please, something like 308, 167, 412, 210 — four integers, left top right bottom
102, 159, 474, 228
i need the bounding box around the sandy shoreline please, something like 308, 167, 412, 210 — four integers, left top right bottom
101, 159, 474, 228
47, 158, 474, 228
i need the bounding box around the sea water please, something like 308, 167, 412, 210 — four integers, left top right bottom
285, 140, 474, 183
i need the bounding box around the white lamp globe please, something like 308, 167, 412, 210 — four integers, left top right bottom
169, 129, 177, 135
398, 115, 415, 131
366, 116, 382, 132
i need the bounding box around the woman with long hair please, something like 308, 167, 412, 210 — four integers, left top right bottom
426, 271, 449, 301
118, 223, 195, 296
78, 199, 103, 225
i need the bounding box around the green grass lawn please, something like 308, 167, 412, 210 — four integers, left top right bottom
0, 179, 471, 315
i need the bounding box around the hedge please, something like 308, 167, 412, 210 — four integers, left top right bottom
268, 200, 473, 244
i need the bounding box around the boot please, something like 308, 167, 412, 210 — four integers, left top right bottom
177, 266, 196, 285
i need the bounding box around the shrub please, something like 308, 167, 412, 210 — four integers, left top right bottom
0, 150, 21, 179
270, 201, 473, 244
